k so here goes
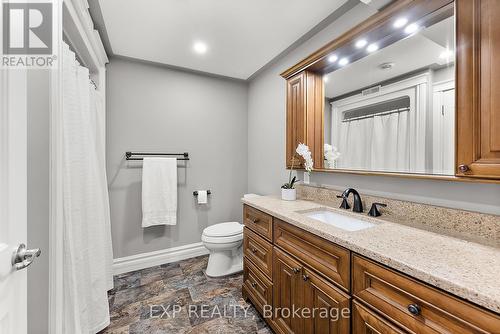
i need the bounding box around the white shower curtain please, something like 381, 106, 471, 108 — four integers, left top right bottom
336, 111, 411, 172
61, 43, 113, 333
331, 84, 426, 173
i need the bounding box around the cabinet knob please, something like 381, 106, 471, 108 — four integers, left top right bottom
407, 304, 421, 316
251, 282, 257, 288
302, 274, 309, 281
458, 164, 469, 173
251, 248, 258, 253
249, 218, 260, 224
292, 267, 301, 274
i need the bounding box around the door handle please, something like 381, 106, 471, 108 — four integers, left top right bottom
12, 244, 41, 271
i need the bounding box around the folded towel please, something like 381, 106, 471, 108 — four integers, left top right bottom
141, 158, 177, 227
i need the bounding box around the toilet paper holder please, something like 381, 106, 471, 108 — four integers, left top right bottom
193, 190, 211, 196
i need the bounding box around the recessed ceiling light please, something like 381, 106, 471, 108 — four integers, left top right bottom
328, 54, 338, 63
404, 23, 420, 34
355, 39, 368, 48
394, 18, 408, 28
193, 41, 208, 54
339, 58, 349, 66
366, 43, 379, 53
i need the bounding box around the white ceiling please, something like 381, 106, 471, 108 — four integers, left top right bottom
325, 17, 455, 98
98, 0, 348, 79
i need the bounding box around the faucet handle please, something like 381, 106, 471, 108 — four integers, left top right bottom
368, 203, 387, 217
337, 195, 350, 210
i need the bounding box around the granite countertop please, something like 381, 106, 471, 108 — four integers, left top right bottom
242, 195, 500, 314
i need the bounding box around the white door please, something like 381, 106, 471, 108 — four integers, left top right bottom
432, 81, 455, 175
0, 3, 39, 331
0, 69, 29, 334
441, 89, 455, 174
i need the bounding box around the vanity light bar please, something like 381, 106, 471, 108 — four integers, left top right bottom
393, 17, 408, 28
338, 58, 349, 66
306, 2, 454, 77
328, 54, 338, 63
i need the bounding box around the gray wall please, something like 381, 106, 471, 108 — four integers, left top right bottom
248, 3, 376, 196
27, 71, 50, 334
107, 58, 249, 258
247, 3, 500, 215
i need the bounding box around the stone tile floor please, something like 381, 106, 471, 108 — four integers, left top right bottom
99, 255, 272, 334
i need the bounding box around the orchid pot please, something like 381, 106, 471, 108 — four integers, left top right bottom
281, 188, 297, 201
281, 143, 313, 201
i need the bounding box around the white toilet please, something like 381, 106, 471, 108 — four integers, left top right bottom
202, 222, 244, 277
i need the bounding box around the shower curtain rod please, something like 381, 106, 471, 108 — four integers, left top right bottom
125, 152, 190, 161
342, 107, 410, 123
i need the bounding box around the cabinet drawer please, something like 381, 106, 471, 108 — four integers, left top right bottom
243, 205, 273, 241
274, 219, 350, 292
244, 227, 273, 279
243, 257, 272, 316
352, 301, 406, 334
352, 255, 500, 334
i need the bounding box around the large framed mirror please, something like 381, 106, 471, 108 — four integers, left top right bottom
283, 0, 500, 181
323, 2, 455, 176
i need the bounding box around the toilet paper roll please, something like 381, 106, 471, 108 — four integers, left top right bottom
197, 190, 208, 204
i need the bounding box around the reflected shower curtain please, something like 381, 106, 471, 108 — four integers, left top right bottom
62, 43, 113, 333
336, 110, 411, 172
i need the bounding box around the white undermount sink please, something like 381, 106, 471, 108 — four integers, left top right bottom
304, 209, 376, 231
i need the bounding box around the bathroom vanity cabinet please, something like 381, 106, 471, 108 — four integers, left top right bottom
241, 204, 500, 334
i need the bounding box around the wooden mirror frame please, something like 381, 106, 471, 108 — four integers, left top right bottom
281, 0, 500, 183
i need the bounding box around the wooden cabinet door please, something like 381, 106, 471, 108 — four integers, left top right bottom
302, 267, 351, 334
352, 301, 407, 334
286, 72, 306, 168
305, 71, 324, 169
286, 71, 324, 169
456, 0, 500, 178
273, 248, 303, 334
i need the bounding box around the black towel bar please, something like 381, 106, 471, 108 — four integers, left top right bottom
193, 190, 211, 196
125, 152, 189, 161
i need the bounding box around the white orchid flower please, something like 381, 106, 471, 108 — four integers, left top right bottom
296, 143, 313, 173
324, 144, 341, 168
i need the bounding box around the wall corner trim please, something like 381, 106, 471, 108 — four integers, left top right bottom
112, 242, 209, 275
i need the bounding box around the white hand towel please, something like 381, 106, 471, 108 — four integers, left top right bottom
197, 190, 208, 204
142, 157, 177, 227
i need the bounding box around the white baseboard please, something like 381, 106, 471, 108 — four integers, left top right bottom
113, 242, 209, 275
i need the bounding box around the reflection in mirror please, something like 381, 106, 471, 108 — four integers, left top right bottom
323, 4, 455, 175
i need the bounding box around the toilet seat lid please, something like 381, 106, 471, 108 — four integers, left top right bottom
203, 222, 243, 237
